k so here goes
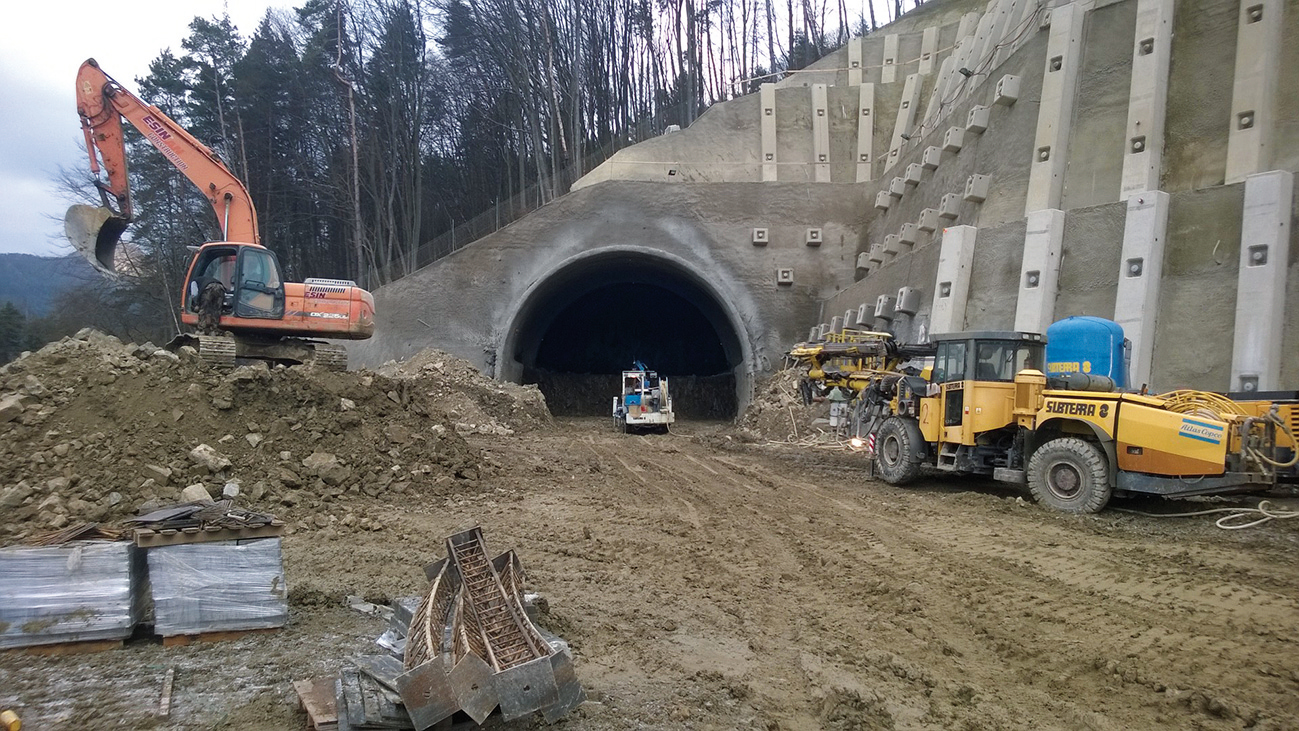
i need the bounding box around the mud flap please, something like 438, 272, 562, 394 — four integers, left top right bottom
65, 204, 129, 276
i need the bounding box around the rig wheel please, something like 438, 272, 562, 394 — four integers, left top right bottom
874, 417, 923, 485
1027, 437, 1112, 514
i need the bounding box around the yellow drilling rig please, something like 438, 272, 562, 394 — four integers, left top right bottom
789, 328, 1296, 513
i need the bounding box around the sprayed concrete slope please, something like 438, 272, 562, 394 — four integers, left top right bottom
358, 0, 1299, 398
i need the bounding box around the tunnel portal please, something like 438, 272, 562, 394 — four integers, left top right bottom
505, 251, 746, 419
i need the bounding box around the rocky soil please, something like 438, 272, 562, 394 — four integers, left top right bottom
0, 332, 547, 543
2, 334, 1298, 730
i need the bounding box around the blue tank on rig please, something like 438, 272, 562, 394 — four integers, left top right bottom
1045, 317, 1127, 389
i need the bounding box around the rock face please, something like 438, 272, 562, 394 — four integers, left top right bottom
0, 330, 499, 542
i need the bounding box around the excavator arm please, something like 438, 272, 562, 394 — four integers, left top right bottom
67, 58, 260, 274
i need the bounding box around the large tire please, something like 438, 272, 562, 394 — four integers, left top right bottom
874, 417, 923, 485
1027, 437, 1112, 513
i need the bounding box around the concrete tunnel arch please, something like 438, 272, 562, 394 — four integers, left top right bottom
498, 247, 753, 419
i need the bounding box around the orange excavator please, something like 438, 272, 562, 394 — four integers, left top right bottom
65, 58, 374, 369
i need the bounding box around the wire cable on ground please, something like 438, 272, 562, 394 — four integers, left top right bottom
1114, 500, 1299, 530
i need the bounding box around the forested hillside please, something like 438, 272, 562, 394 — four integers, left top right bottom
64, 0, 927, 339
0, 253, 95, 317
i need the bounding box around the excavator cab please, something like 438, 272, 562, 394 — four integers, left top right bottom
183, 243, 286, 321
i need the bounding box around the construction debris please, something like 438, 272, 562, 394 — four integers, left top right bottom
126, 499, 284, 547
398, 527, 584, 726
294, 527, 581, 729
159, 667, 175, 718
737, 367, 832, 442
295, 677, 340, 731
338, 660, 414, 729
24, 522, 124, 546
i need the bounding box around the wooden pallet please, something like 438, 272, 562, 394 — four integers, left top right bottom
161, 626, 280, 647
134, 521, 285, 548
293, 676, 338, 731
2, 638, 123, 656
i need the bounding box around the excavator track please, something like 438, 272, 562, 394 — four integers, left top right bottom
311, 342, 349, 372
170, 333, 348, 371
195, 335, 237, 369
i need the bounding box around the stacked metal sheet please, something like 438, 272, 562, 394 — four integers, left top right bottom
336, 656, 415, 730
147, 537, 288, 636
0, 540, 145, 649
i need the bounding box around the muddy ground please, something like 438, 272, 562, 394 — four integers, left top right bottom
3, 418, 1298, 730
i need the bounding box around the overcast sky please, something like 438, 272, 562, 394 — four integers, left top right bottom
0, 1, 288, 257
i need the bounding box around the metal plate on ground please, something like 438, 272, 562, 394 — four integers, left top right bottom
335, 677, 353, 731
339, 667, 413, 729
353, 654, 405, 693
448, 653, 497, 724
391, 596, 421, 634
396, 660, 458, 730
495, 655, 560, 721
543, 651, 586, 722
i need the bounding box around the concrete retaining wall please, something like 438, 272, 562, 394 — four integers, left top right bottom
363, 0, 1299, 400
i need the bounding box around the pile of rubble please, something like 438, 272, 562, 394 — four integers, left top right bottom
736, 368, 830, 442
0, 331, 548, 543
376, 349, 551, 436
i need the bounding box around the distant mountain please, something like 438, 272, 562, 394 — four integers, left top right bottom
0, 253, 100, 317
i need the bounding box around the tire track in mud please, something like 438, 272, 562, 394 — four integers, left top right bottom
847, 490, 1299, 726
498, 428, 1299, 729
667, 449, 990, 727
636, 440, 827, 722
683, 441, 1295, 726
692, 455, 1298, 728
912, 517, 1299, 624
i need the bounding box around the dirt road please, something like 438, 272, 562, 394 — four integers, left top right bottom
4, 419, 1298, 729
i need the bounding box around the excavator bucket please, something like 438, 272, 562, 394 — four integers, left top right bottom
64, 204, 130, 276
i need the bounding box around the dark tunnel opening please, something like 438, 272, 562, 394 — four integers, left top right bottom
507, 253, 744, 420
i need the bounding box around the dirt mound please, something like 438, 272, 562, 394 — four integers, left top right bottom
0, 331, 490, 544
736, 368, 830, 442
375, 348, 551, 434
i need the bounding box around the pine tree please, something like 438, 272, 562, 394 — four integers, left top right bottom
0, 302, 27, 364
